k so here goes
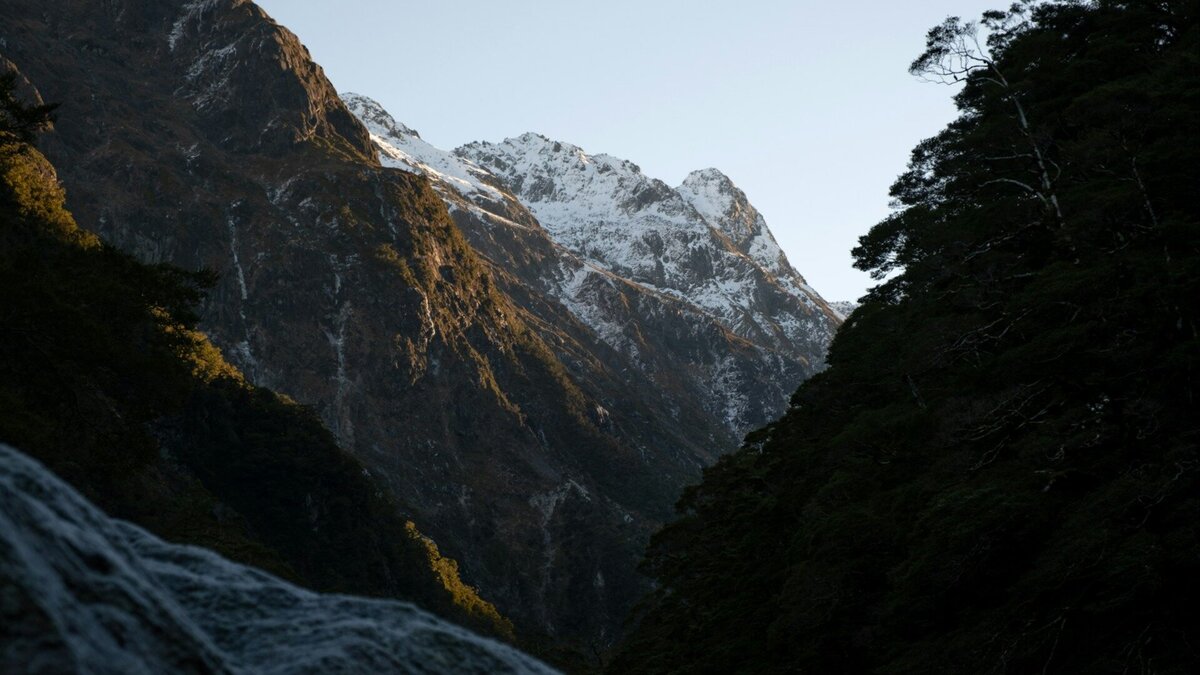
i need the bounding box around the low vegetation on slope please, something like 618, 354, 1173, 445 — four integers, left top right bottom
613, 1, 1199, 672
0, 75, 512, 640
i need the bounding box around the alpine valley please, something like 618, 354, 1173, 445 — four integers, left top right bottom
0, 0, 839, 663
3, 0, 1197, 672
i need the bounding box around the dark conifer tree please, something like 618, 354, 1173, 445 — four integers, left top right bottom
613, 1, 1199, 672
0, 72, 56, 144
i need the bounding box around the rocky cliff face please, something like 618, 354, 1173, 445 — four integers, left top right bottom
0, 0, 837, 647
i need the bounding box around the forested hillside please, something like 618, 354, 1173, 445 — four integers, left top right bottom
0, 73, 512, 640
613, 1, 1199, 672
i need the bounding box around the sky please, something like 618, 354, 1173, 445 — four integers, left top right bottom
256, 0, 1004, 302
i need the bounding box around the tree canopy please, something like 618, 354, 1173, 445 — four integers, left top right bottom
612, 1, 1199, 672
0, 71, 56, 144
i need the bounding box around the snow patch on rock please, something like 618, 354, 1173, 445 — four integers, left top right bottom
343, 93, 505, 203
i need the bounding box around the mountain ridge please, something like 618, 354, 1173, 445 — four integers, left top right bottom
2, 0, 838, 650
346, 92, 839, 435
2, 0, 743, 647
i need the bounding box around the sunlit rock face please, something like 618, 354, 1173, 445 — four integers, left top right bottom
1, 0, 837, 647
0, 444, 557, 675
1, 0, 686, 643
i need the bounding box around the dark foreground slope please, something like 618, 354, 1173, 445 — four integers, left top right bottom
614, 2, 1200, 672
0, 100, 510, 637
0, 443, 553, 674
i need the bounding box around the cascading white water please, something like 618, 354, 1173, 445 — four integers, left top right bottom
0, 444, 557, 674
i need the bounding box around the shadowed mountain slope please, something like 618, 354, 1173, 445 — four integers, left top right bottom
0, 0, 840, 648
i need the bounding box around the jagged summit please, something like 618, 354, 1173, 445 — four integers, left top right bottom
456, 133, 838, 350
455, 133, 656, 215
676, 166, 813, 297
677, 167, 742, 222
458, 123, 842, 421
343, 92, 511, 205
678, 167, 763, 246
342, 92, 420, 138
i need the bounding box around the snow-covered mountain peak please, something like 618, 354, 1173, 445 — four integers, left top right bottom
342, 92, 420, 139
341, 93, 838, 436
678, 167, 761, 244
458, 135, 836, 341
456, 134, 695, 230
681, 167, 736, 190
343, 92, 510, 204
676, 167, 813, 295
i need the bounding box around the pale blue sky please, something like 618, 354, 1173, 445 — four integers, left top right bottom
256, 0, 1003, 302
